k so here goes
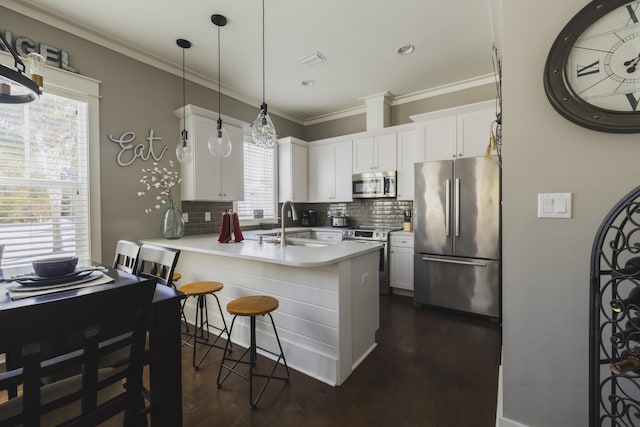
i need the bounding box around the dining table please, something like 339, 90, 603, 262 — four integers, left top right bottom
0, 263, 185, 426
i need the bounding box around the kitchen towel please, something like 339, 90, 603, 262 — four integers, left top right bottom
218, 212, 231, 243
231, 212, 244, 242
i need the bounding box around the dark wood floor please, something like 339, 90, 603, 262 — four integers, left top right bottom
179, 294, 502, 427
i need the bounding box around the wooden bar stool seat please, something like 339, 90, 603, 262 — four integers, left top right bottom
178, 281, 231, 370
217, 295, 290, 408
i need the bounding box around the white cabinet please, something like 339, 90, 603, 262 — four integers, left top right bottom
390, 233, 414, 291
278, 137, 308, 203
308, 140, 353, 202
313, 230, 343, 242
456, 108, 496, 159
418, 116, 456, 162
177, 105, 245, 202
352, 133, 397, 173
396, 128, 417, 201
412, 100, 495, 162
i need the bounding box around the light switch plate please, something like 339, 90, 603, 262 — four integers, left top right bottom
537, 193, 572, 219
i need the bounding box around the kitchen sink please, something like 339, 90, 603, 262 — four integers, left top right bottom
264, 238, 329, 247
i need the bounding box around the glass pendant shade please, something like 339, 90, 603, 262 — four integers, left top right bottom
208, 118, 232, 157
175, 130, 192, 163
252, 103, 276, 148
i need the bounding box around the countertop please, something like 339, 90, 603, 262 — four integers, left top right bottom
140, 234, 382, 268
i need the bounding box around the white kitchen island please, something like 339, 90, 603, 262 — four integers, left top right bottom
140, 235, 381, 386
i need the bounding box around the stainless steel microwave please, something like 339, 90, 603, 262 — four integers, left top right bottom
352, 171, 397, 199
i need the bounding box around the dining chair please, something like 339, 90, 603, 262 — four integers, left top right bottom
0, 277, 157, 426
113, 240, 141, 274
134, 244, 180, 287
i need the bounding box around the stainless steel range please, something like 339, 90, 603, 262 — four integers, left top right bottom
342, 225, 401, 295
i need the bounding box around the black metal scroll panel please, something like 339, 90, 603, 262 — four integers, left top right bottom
598, 375, 640, 426
590, 186, 640, 427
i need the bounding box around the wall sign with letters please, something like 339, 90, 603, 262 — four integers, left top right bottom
108, 129, 169, 167
0, 29, 78, 73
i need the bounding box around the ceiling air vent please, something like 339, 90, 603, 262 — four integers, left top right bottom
298, 51, 327, 65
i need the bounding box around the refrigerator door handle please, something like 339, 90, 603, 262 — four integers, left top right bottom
421, 256, 488, 267
454, 178, 461, 237
445, 179, 451, 237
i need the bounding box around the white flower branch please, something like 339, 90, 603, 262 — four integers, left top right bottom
137, 160, 181, 213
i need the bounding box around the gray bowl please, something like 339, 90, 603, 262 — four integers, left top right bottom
32, 256, 79, 278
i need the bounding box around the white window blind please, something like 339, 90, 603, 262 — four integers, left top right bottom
236, 138, 276, 219
0, 93, 89, 267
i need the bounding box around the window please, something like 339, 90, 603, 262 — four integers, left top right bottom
235, 137, 276, 221
0, 93, 89, 267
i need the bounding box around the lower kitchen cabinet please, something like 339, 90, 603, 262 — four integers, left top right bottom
390, 233, 414, 291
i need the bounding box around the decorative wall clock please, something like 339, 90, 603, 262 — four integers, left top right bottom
544, 0, 640, 132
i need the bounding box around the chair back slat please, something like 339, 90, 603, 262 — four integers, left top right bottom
135, 244, 180, 287
0, 278, 157, 426
113, 240, 140, 274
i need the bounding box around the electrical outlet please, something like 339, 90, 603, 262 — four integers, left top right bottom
287, 211, 292, 218
205, 212, 211, 221
182, 212, 188, 223
361, 272, 369, 284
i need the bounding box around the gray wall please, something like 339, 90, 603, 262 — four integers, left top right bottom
0, 7, 304, 262
501, 0, 640, 425
304, 83, 496, 141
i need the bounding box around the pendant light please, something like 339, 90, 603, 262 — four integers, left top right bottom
175, 38, 192, 164
0, 32, 43, 104
208, 14, 232, 158
252, 0, 276, 148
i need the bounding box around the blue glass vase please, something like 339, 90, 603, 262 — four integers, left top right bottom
161, 199, 185, 239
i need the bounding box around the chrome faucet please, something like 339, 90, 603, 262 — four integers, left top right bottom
280, 201, 298, 247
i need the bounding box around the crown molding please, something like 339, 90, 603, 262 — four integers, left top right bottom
4, 0, 497, 128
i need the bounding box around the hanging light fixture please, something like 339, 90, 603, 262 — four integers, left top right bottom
175, 38, 192, 164
0, 32, 43, 104
208, 14, 232, 158
252, 0, 276, 148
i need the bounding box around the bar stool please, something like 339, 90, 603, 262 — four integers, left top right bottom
217, 295, 290, 408
171, 272, 190, 334
178, 281, 231, 369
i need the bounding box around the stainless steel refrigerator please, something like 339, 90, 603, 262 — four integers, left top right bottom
413, 156, 501, 319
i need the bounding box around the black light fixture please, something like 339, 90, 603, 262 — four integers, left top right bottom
0, 32, 44, 104
175, 38, 192, 164
251, 0, 276, 148
208, 14, 232, 158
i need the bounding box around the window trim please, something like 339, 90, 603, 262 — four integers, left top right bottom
0, 51, 102, 261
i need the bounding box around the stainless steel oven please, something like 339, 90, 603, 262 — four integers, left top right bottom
342, 226, 400, 295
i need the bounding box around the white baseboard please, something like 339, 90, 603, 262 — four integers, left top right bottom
498, 417, 529, 427
496, 362, 530, 427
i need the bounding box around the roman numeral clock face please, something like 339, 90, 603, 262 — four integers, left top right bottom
544, 0, 640, 132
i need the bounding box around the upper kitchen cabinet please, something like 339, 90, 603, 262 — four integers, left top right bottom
412, 100, 496, 162
175, 105, 245, 202
396, 127, 417, 201
352, 132, 397, 174
308, 139, 353, 203
278, 137, 308, 203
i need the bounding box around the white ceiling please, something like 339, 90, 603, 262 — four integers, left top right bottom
6, 0, 501, 124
